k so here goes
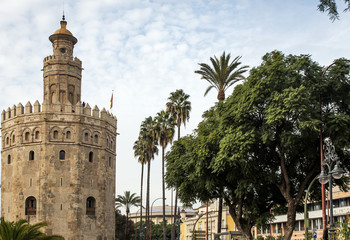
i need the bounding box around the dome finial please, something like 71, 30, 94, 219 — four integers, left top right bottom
62, 11, 65, 21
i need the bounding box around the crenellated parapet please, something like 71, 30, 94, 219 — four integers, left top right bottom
43, 55, 82, 68
1, 101, 117, 126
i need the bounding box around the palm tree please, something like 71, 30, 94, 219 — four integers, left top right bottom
139, 116, 159, 238
154, 110, 175, 240
166, 89, 191, 239
0, 217, 64, 240
115, 191, 141, 238
195, 52, 249, 101
133, 138, 147, 239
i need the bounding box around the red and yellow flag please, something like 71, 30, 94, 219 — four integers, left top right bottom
110, 93, 113, 109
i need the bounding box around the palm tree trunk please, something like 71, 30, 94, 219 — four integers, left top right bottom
146, 160, 151, 240
140, 163, 144, 240
126, 209, 129, 239
172, 123, 181, 239
162, 146, 166, 240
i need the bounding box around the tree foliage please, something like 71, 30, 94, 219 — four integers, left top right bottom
0, 218, 64, 240
318, 0, 350, 21
166, 51, 350, 240
115, 209, 135, 240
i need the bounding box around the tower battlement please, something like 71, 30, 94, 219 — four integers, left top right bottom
43, 55, 82, 67
2, 101, 117, 126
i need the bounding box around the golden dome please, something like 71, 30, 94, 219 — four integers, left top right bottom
54, 20, 73, 36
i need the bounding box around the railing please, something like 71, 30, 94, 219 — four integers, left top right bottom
86, 207, 95, 216
26, 208, 36, 215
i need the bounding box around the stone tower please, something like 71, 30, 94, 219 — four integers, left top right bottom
1, 16, 117, 240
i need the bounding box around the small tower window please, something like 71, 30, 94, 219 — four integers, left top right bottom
12, 135, 15, 144
8, 155, 11, 164
94, 134, 99, 144
86, 197, 96, 215
84, 132, 89, 142
59, 150, 65, 160
89, 152, 93, 163
35, 131, 40, 139
25, 196, 37, 215
53, 130, 58, 139
25, 132, 30, 141
6, 137, 9, 145
66, 131, 71, 139
29, 151, 34, 161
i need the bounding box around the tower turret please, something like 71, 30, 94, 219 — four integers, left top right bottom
43, 16, 82, 111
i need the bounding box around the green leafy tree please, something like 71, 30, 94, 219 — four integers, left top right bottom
155, 110, 175, 240
115, 209, 135, 240
0, 217, 64, 240
318, 0, 350, 21
166, 89, 191, 238
195, 52, 248, 101
167, 51, 350, 240
115, 191, 141, 238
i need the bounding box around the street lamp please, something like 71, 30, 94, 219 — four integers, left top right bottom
318, 138, 344, 234
150, 197, 166, 240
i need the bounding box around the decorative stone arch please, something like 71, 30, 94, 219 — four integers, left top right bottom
82, 129, 92, 143
22, 128, 32, 143
86, 196, 96, 215
63, 127, 74, 142
50, 126, 62, 141
25, 196, 37, 215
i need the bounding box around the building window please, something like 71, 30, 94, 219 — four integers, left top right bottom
8, 155, 11, 164
66, 131, 71, 139
86, 197, 96, 215
94, 134, 99, 144
35, 131, 40, 139
25, 196, 37, 215
59, 150, 65, 160
84, 132, 89, 142
53, 130, 58, 139
12, 135, 15, 143
25, 132, 30, 141
89, 152, 93, 162
29, 151, 34, 160
6, 137, 9, 145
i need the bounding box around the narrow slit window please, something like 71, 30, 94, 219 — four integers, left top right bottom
66, 131, 71, 139
60, 177, 63, 186
89, 152, 93, 163
35, 131, 40, 139
53, 130, 58, 139
8, 155, 11, 164
12, 135, 15, 143
59, 150, 65, 160
6, 137, 9, 145
84, 132, 89, 142
25, 132, 30, 141
29, 151, 34, 161
94, 134, 99, 144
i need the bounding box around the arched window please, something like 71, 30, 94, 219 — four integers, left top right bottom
53, 130, 58, 139
25, 132, 30, 141
84, 132, 89, 142
59, 150, 65, 160
35, 131, 40, 139
25, 196, 37, 215
8, 155, 11, 164
12, 135, 15, 144
89, 152, 93, 163
29, 151, 34, 161
86, 197, 96, 215
66, 131, 71, 139
94, 134, 99, 144
6, 137, 9, 145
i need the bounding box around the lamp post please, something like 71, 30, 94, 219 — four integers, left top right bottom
150, 197, 166, 240
318, 137, 344, 237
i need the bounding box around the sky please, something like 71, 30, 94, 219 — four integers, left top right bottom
1, 0, 350, 214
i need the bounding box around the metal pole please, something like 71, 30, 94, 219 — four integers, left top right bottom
150, 197, 164, 240
304, 175, 319, 239
329, 175, 334, 228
